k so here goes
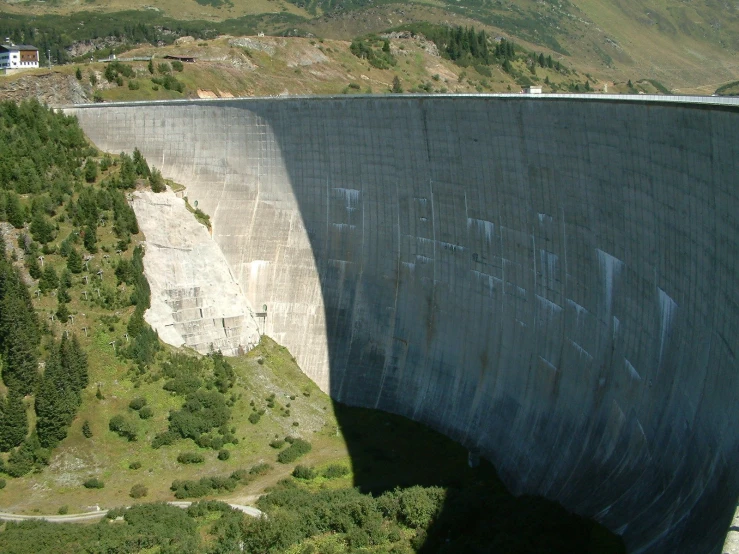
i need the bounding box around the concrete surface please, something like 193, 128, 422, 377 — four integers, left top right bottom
131, 188, 260, 356
67, 96, 739, 553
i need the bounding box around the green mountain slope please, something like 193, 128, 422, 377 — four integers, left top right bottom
1, 0, 737, 90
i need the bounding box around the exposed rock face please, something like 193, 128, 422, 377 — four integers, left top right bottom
69, 96, 739, 553
131, 188, 260, 356
0, 73, 90, 106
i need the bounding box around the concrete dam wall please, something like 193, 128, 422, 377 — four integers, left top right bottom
67, 97, 739, 553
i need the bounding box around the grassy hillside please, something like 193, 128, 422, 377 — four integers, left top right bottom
1, 0, 737, 91
0, 33, 648, 107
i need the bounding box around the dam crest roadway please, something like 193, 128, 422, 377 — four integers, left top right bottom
66, 94, 739, 553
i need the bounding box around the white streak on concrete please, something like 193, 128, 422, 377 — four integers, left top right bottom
468, 217, 495, 242
657, 288, 678, 367
625, 358, 641, 381
597, 249, 624, 317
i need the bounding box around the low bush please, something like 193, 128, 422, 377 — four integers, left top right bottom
139, 405, 154, 419
249, 463, 272, 476
170, 468, 253, 499
83, 477, 105, 489
248, 412, 261, 425
277, 439, 312, 464
151, 430, 178, 449
322, 464, 350, 479
129, 460, 142, 470
58, 505, 68, 515
269, 439, 285, 449
109, 415, 137, 441
130, 484, 148, 498
129, 397, 147, 410
292, 465, 317, 480
217, 449, 230, 461
177, 452, 205, 464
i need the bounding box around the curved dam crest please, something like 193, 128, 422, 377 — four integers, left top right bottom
67, 96, 739, 553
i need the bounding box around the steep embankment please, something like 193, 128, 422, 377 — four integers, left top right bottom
131, 189, 260, 355
68, 96, 739, 553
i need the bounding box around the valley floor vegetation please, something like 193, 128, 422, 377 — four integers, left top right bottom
0, 99, 624, 553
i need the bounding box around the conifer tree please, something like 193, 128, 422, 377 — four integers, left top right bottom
0, 284, 40, 395
36, 346, 76, 448
67, 247, 83, 274
56, 301, 69, 322
26, 255, 42, 279
0, 391, 28, 451
83, 223, 97, 253
133, 148, 151, 177
5, 193, 24, 229
39, 265, 58, 293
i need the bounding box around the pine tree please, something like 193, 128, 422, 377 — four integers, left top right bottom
62, 334, 88, 392
392, 76, 403, 93
83, 223, 97, 254
56, 301, 69, 322
67, 247, 83, 274
0, 391, 28, 451
5, 193, 24, 229
60, 269, 72, 289
26, 255, 42, 279
84, 159, 98, 183
36, 345, 79, 448
149, 168, 166, 193
0, 293, 40, 395
39, 265, 58, 293
132, 148, 150, 177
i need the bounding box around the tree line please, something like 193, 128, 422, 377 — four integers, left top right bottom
0, 99, 163, 478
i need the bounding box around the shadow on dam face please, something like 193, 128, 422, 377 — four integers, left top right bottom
67, 96, 739, 553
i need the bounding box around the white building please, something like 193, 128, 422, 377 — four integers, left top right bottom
0, 44, 40, 71
523, 86, 542, 94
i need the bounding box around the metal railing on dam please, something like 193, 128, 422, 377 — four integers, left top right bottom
66, 95, 739, 553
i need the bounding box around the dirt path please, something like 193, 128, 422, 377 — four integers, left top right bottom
0, 501, 263, 523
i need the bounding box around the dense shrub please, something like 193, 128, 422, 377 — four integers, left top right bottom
83, 477, 105, 489
168, 389, 230, 441
163, 375, 201, 396
129, 460, 142, 470
292, 465, 316, 480
248, 412, 261, 425
128, 397, 147, 410
138, 405, 153, 419
130, 484, 148, 498
170, 468, 253, 499
217, 449, 230, 461
177, 452, 205, 464
248, 463, 272, 476
269, 439, 285, 449
151, 430, 178, 449
277, 439, 312, 464
322, 464, 350, 479
109, 414, 137, 441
